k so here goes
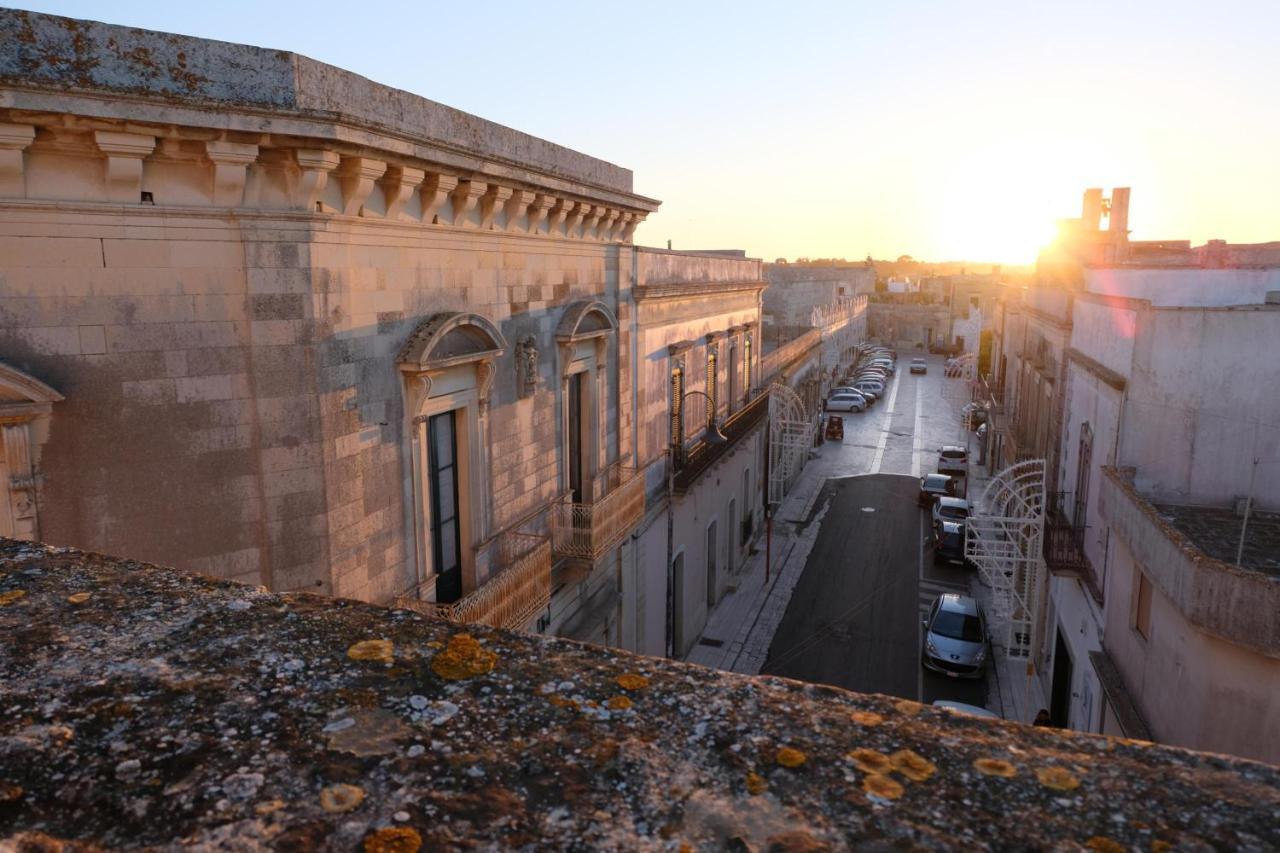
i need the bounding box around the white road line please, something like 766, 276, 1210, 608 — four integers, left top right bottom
869, 372, 901, 474
910, 378, 925, 477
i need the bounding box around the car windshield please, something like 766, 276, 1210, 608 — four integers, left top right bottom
942, 450, 966, 459
932, 609, 983, 642
939, 505, 967, 519
924, 476, 948, 490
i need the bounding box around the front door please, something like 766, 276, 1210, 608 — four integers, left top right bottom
705, 520, 718, 607
427, 411, 462, 603
1050, 628, 1074, 728
727, 499, 737, 572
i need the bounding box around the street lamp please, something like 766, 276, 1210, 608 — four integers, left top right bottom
676, 389, 729, 453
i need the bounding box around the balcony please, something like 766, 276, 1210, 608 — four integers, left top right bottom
673, 389, 769, 494
551, 462, 645, 561
399, 532, 551, 631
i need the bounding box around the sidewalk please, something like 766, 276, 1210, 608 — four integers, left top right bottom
683, 443, 836, 674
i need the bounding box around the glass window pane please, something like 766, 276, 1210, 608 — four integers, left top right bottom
431, 413, 454, 467
438, 520, 458, 573
435, 467, 455, 521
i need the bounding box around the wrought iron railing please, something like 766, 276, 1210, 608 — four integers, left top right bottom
673, 388, 769, 494
396, 532, 551, 631
1043, 494, 1102, 602
551, 463, 645, 561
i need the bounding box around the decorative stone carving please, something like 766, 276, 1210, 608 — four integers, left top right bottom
565, 201, 590, 239
583, 205, 604, 239
516, 335, 539, 398
480, 184, 513, 230
420, 172, 459, 224
381, 166, 425, 220
622, 212, 646, 242
449, 180, 486, 227
526, 194, 555, 234
0, 123, 36, 198
205, 140, 258, 207
338, 156, 388, 216
546, 198, 573, 236
93, 131, 156, 204
598, 208, 621, 241
476, 360, 497, 413
504, 190, 534, 232
294, 149, 341, 211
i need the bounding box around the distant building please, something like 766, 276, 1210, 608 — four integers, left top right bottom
762, 261, 874, 326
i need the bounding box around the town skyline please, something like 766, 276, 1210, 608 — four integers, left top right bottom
7, 0, 1278, 263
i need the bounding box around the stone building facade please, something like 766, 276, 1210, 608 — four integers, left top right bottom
762, 262, 874, 326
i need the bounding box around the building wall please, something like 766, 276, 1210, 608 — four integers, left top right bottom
1086, 267, 1280, 308
763, 264, 874, 326
1103, 533, 1280, 765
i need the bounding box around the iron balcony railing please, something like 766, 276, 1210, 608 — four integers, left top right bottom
551, 462, 645, 561
396, 531, 551, 631
673, 388, 769, 494
1043, 495, 1103, 603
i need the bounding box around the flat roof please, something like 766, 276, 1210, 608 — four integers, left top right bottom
1151, 502, 1280, 578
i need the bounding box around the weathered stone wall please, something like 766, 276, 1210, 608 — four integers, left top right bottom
763, 263, 874, 326
865, 302, 949, 347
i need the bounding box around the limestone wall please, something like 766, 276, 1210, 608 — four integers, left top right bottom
763, 263, 874, 326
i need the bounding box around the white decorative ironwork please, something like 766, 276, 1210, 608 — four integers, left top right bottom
396, 532, 551, 631
551, 463, 645, 561
965, 459, 1046, 659
768, 382, 811, 506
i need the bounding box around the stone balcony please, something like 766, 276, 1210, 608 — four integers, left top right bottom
550, 463, 645, 562
395, 532, 550, 632
1099, 466, 1280, 656
2, 539, 1278, 849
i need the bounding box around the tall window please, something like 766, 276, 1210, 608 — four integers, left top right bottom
567, 372, 584, 502
1074, 422, 1093, 530
428, 411, 462, 603
728, 342, 739, 414
1134, 571, 1153, 640
670, 365, 684, 449
706, 346, 718, 424
743, 335, 752, 400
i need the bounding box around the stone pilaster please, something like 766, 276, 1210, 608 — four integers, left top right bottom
381, 166, 425, 220
293, 149, 341, 211
0, 124, 36, 199
421, 172, 458, 224
338, 156, 388, 216
205, 140, 258, 207
93, 131, 156, 204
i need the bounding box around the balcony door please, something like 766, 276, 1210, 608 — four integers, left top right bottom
567, 371, 585, 503
428, 410, 463, 603
705, 519, 718, 607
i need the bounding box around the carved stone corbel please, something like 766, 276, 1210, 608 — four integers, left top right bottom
526, 194, 555, 235
476, 360, 497, 412
504, 190, 534, 232
94, 131, 156, 204
565, 201, 590, 239
405, 374, 434, 424
597, 209, 621, 242
293, 149, 341, 211
205, 140, 258, 208
546, 198, 573, 236
381, 166, 425, 220
0, 124, 36, 198
450, 180, 487, 227
420, 172, 459, 224
580, 206, 604, 240
622, 211, 647, 242
338, 156, 388, 216
479, 184, 514, 230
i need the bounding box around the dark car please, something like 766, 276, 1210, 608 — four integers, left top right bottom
933, 519, 967, 566
918, 473, 955, 506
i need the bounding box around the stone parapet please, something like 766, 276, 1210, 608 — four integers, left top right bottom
1, 539, 1277, 849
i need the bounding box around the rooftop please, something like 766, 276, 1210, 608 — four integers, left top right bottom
2, 539, 1279, 849
1151, 502, 1280, 578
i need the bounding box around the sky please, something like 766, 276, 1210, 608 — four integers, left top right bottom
12, 0, 1279, 264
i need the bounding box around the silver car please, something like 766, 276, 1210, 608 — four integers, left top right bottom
921, 593, 988, 679
826, 393, 866, 413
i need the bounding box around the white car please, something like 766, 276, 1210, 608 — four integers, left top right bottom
937, 445, 968, 475
826, 393, 866, 413
932, 700, 1000, 720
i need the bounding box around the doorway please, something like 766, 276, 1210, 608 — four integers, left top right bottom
427, 410, 462, 603
672, 552, 685, 656
567, 372, 584, 502
1050, 628, 1074, 728
727, 499, 737, 572
705, 520, 718, 607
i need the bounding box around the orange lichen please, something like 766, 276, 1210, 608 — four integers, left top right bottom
893, 699, 921, 717
0, 783, 23, 802
66, 592, 92, 605
347, 639, 394, 665
363, 826, 423, 853
1035, 766, 1081, 791
862, 773, 904, 800
973, 758, 1017, 778
430, 633, 496, 681
1085, 838, 1125, 853
606, 695, 633, 711
889, 749, 936, 782
848, 748, 892, 774
549, 695, 579, 710
776, 746, 807, 768
319, 783, 365, 813
0, 590, 26, 606
253, 799, 286, 815
615, 673, 649, 691
745, 772, 767, 795
1151, 841, 1172, 853
851, 710, 883, 727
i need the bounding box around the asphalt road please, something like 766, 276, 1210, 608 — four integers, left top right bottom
762, 439, 989, 706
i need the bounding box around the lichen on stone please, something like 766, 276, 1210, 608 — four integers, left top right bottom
319, 783, 365, 813
615, 672, 649, 691
889, 749, 935, 782
1035, 766, 1082, 791
430, 633, 496, 680
973, 757, 1017, 778
848, 748, 892, 774
745, 772, 767, 796
347, 638, 394, 664
850, 710, 883, 727
775, 746, 806, 768
862, 774, 904, 801
0, 589, 26, 605
363, 826, 422, 852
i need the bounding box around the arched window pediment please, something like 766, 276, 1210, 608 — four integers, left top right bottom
555, 300, 618, 343
0, 362, 63, 421
398, 312, 507, 372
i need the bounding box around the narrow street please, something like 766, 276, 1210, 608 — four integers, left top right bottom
761, 353, 991, 709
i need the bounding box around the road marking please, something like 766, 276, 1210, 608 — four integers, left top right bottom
910, 379, 925, 477
869, 372, 901, 474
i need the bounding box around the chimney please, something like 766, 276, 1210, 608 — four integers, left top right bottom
1108, 187, 1131, 237
1081, 188, 1104, 230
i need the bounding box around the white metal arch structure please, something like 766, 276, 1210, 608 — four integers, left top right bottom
768, 382, 810, 506
965, 458, 1046, 659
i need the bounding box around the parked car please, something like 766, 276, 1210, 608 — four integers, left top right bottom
826, 393, 866, 413
829, 387, 869, 404
931, 496, 971, 525
961, 402, 988, 430
931, 700, 1000, 720
918, 473, 955, 506
937, 445, 968, 475
933, 519, 967, 566
921, 593, 988, 679
851, 381, 885, 399
909, 357, 927, 375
